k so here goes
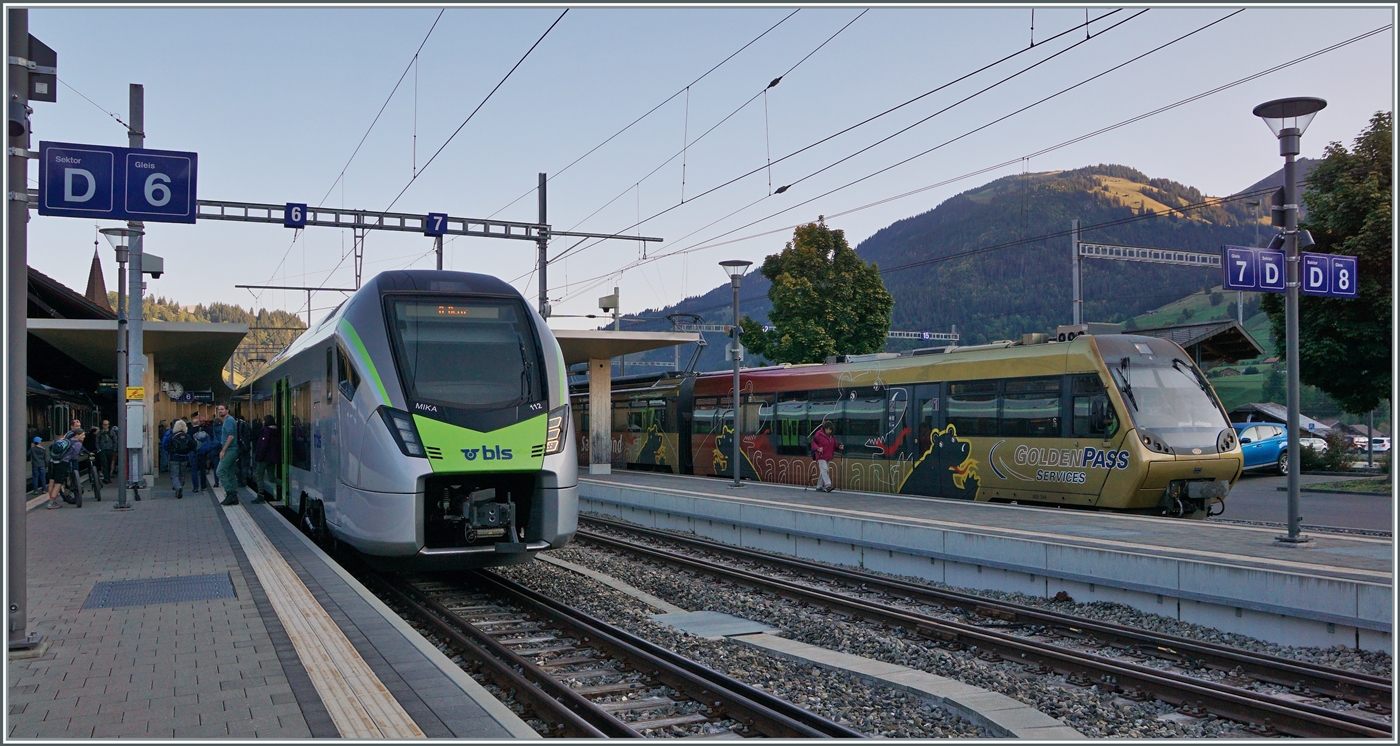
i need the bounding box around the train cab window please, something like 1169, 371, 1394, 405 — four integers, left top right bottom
336, 346, 361, 401
776, 392, 808, 455
1002, 377, 1061, 437
1071, 375, 1119, 438
946, 381, 999, 436
741, 394, 772, 435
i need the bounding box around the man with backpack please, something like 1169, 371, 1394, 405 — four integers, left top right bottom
45, 431, 87, 509
163, 420, 196, 499
810, 421, 842, 493
191, 420, 214, 494
250, 415, 279, 504
96, 420, 117, 485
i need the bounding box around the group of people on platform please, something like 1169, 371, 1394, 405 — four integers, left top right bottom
158, 405, 281, 506
31, 406, 282, 510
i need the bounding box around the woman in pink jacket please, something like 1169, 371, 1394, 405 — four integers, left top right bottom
810, 422, 842, 492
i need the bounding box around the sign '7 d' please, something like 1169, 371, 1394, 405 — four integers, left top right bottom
37, 141, 198, 224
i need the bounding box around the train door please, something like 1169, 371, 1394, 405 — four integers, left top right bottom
335, 344, 362, 488
907, 383, 941, 460
321, 346, 339, 521
276, 378, 290, 509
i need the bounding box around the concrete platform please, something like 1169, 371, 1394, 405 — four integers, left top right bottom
7, 478, 536, 739
579, 472, 1393, 651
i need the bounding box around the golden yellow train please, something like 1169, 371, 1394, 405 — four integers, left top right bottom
571, 333, 1243, 518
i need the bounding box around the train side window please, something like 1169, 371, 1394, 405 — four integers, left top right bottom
843, 395, 885, 456
776, 392, 808, 455
946, 381, 999, 436
692, 397, 718, 436
336, 346, 360, 401
1002, 377, 1060, 437
808, 394, 842, 440
1071, 374, 1117, 438
325, 347, 334, 403
612, 400, 630, 431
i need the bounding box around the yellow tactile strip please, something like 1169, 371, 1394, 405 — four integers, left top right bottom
222, 503, 425, 739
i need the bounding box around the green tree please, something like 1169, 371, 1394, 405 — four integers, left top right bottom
1261, 365, 1285, 403
1261, 111, 1392, 414
739, 221, 894, 364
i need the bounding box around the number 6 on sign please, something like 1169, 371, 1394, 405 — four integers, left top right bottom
284, 203, 307, 228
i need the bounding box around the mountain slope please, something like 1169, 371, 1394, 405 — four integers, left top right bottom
623, 164, 1268, 371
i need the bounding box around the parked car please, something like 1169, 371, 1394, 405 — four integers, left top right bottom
1299, 436, 1328, 454
1350, 435, 1370, 452
1369, 437, 1390, 454
1233, 422, 1290, 475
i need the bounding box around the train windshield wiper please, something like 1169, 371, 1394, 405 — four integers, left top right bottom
518, 342, 534, 405
1171, 358, 1211, 393
1110, 358, 1139, 411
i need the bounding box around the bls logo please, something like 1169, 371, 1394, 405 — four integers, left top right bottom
462, 446, 513, 461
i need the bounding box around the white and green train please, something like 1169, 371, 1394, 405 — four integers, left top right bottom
238, 270, 577, 569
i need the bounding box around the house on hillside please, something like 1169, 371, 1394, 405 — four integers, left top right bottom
1229, 402, 1332, 434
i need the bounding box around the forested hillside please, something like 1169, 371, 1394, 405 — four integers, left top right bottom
624, 164, 1269, 371
111, 293, 307, 386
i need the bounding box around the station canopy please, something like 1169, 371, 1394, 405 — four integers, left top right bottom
27, 319, 248, 393
552, 329, 700, 366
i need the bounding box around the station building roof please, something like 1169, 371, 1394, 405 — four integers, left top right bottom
28, 319, 249, 394
551, 329, 700, 366
1129, 319, 1266, 366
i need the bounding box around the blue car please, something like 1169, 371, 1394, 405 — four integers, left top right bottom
1233, 422, 1290, 475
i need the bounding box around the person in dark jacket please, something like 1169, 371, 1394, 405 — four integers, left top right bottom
249, 415, 280, 504
29, 437, 46, 495
810, 421, 842, 493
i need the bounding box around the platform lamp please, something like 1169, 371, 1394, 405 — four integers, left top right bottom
101, 226, 143, 511
719, 259, 753, 488
1252, 96, 1326, 545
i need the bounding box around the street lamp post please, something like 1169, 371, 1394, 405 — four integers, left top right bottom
1253, 96, 1326, 544
101, 227, 143, 511
720, 259, 752, 488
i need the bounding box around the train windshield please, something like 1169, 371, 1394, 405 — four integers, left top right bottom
386, 296, 542, 410
1097, 337, 1229, 450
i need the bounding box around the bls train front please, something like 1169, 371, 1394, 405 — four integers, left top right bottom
316, 270, 574, 569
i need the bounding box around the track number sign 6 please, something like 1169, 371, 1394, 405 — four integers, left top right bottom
38, 141, 197, 224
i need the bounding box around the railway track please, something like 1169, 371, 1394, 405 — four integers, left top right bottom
364, 566, 864, 739
578, 516, 1392, 739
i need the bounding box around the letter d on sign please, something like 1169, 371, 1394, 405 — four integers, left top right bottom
65, 169, 96, 202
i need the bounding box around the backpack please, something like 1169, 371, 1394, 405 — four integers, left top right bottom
237, 418, 251, 449
48, 438, 72, 460
97, 429, 115, 451
170, 430, 195, 455
808, 436, 820, 460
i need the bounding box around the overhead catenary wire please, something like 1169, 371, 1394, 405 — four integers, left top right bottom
257, 8, 446, 304
612, 17, 1387, 280
549, 8, 1131, 267
312, 9, 567, 293
486, 8, 802, 220
530, 9, 869, 281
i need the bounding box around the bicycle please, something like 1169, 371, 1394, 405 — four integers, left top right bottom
85, 456, 103, 502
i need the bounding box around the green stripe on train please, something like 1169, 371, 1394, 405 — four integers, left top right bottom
341, 321, 391, 403
414, 413, 547, 473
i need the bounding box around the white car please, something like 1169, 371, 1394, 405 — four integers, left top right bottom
1370, 437, 1391, 453
1299, 436, 1328, 453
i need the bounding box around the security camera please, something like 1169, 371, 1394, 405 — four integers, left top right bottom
8, 98, 29, 138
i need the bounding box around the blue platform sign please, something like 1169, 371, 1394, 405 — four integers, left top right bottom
38, 141, 197, 223
284, 203, 307, 228
1301, 252, 1358, 298
425, 212, 447, 236
1222, 245, 1285, 293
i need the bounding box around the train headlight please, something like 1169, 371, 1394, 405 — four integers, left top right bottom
380, 407, 427, 458
543, 404, 570, 455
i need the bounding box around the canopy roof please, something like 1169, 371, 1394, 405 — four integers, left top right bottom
27, 319, 248, 393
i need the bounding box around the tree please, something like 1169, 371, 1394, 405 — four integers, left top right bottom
739, 221, 894, 364
1261, 111, 1392, 414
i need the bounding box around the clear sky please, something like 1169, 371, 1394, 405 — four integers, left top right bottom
18, 4, 1395, 329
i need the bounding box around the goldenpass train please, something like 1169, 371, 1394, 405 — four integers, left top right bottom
239, 270, 577, 568
572, 334, 1242, 518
